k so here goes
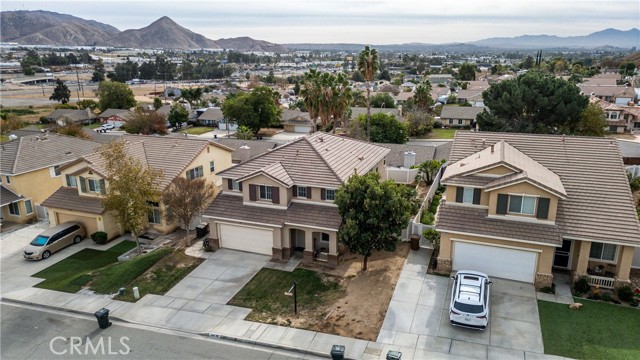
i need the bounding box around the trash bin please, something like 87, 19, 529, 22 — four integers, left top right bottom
196, 223, 209, 239
386, 350, 402, 360
330, 345, 345, 360
94, 308, 111, 329
410, 234, 421, 251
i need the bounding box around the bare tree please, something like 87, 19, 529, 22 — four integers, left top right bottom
162, 177, 216, 247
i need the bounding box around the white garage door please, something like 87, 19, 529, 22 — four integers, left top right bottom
219, 223, 273, 255
453, 241, 537, 283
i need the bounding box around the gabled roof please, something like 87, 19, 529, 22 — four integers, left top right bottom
0, 134, 101, 176
41, 187, 104, 214
218, 132, 390, 188
578, 85, 636, 98
98, 109, 131, 119
443, 140, 567, 198
0, 185, 23, 206
442, 132, 640, 246
439, 106, 484, 120
45, 109, 96, 122
456, 89, 484, 101
211, 139, 279, 163
281, 109, 311, 122
198, 108, 224, 121
238, 161, 294, 187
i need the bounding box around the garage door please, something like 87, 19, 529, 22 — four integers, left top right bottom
452, 241, 537, 283
294, 126, 311, 133
56, 213, 99, 237
219, 223, 273, 255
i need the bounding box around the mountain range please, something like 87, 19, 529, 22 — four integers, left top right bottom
0, 11, 288, 52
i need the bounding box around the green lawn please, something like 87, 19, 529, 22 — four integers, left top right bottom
538, 299, 640, 360
83, 122, 102, 129
428, 128, 457, 139
179, 127, 213, 135
33, 241, 136, 293
228, 268, 343, 321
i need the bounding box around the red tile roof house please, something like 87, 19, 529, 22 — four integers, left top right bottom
203, 132, 390, 267
434, 132, 640, 289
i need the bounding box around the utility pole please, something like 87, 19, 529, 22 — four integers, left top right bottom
75, 65, 82, 101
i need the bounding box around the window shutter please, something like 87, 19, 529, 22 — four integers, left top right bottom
292, 185, 298, 197
536, 197, 550, 219
239, 182, 243, 191
65, 174, 71, 187
249, 184, 256, 201
99, 179, 106, 195
456, 187, 464, 203
306, 187, 311, 199
272, 187, 280, 204
79, 176, 86, 193
472, 188, 481, 205
321, 188, 326, 200
227, 179, 232, 190
496, 194, 508, 214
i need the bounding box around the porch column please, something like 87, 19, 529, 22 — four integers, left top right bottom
303, 230, 313, 264
615, 246, 635, 282
574, 240, 591, 281
328, 231, 338, 266
282, 228, 291, 260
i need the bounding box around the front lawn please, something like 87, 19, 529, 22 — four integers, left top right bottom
33, 241, 136, 293
538, 298, 640, 359
419, 128, 457, 139
179, 126, 212, 135
83, 122, 102, 129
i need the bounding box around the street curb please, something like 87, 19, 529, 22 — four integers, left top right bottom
207, 332, 338, 359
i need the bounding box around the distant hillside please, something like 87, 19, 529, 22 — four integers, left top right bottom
0, 10, 120, 46
470, 28, 640, 49
285, 42, 488, 53
107, 16, 220, 49
215, 36, 287, 53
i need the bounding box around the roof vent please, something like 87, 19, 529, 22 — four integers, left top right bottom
318, 136, 324, 142
358, 156, 364, 161
65, 150, 72, 155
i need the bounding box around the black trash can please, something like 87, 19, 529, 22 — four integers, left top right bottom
196, 223, 209, 239
386, 350, 402, 360
94, 308, 111, 329
330, 345, 345, 360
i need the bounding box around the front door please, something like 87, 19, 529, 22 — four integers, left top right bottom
553, 240, 572, 268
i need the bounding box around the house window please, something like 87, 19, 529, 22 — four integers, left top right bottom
508, 195, 536, 215
448, 119, 454, 125
457, 119, 463, 125
8, 202, 20, 216
209, 161, 215, 173
589, 242, 617, 261
325, 189, 336, 201
24, 199, 33, 214
5, 176, 10, 184
297, 186, 307, 198
88, 179, 101, 193
259, 185, 273, 200
232, 180, 240, 191
608, 112, 618, 120
462, 187, 474, 204
54, 166, 61, 176
186, 165, 204, 180
66, 175, 77, 188
147, 201, 161, 224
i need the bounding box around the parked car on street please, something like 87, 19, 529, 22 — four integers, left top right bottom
100, 123, 115, 131
23, 222, 86, 260
449, 270, 491, 330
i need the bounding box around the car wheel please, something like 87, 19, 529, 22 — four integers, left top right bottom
42, 251, 51, 259
73, 235, 82, 244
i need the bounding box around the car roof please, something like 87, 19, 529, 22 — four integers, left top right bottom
455, 271, 489, 305
37, 221, 82, 237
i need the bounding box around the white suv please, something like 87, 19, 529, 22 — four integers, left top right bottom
100, 124, 115, 131
449, 270, 491, 330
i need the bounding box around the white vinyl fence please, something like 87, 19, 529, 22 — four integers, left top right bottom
386, 168, 419, 185
400, 164, 446, 244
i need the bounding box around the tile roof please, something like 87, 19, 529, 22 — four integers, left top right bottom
443, 131, 640, 246
45, 109, 96, 122
436, 202, 563, 246
439, 106, 484, 120
281, 109, 312, 122
0, 134, 101, 176
434, 142, 453, 161
41, 187, 104, 214
198, 108, 224, 122
441, 175, 495, 187
203, 194, 342, 230
218, 132, 390, 188
239, 161, 294, 187
0, 185, 23, 206
211, 139, 279, 163
375, 143, 436, 167
465, 81, 490, 90
578, 85, 636, 98
456, 90, 484, 101
583, 78, 617, 86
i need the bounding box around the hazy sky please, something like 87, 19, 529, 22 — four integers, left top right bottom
3, 0, 639, 44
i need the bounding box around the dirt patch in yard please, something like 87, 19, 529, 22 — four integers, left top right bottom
277, 243, 410, 341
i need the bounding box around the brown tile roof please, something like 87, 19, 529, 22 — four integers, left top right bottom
583, 78, 617, 86
218, 132, 390, 188
442, 175, 495, 187
578, 85, 636, 98
41, 187, 104, 214
281, 109, 312, 123
239, 161, 294, 187
439, 106, 484, 120
456, 90, 484, 101
203, 194, 341, 230
436, 202, 562, 245
0, 134, 101, 176
444, 132, 640, 246
211, 139, 279, 163
434, 142, 453, 161
0, 185, 23, 206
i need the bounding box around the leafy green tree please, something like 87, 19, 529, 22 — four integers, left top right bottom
357, 45, 379, 141
139, 61, 157, 80
415, 159, 446, 185
162, 177, 215, 247
477, 71, 588, 134
235, 125, 254, 140
354, 113, 407, 143
221, 86, 281, 133
351, 90, 367, 107
76, 99, 98, 110
335, 172, 419, 270
264, 70, 276, 84
576, 103, 607, 137
96, 81, 136, 111
378, 69, 391, 81
49, 79, 71, 104
351, 71, 365, 82
56, 120, 91, 139
153, 97, 163, 110
155, 55, 176, 81
110, 60, 139, 82
406, 111, 435, 136
457, 62, 476, 81
91, 71, 105, 83
619, 62, 637, 77
370, 93, 396, 108
100, 140, 163, 254
168, 104, 189, 128
180, 87, 204, 106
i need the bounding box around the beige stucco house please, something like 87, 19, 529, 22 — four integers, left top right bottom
435, 132, 640, 289
42, 135, 233, 240
203, 132, 390, 267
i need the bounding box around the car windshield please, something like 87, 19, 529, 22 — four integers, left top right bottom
454, 301, 484, 314
30, 235, 49, 246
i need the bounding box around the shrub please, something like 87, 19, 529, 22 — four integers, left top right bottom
617, 285, 634, 302
91, 231, 108, 245
421, 211, 435, 225
630, 298, 639, 307
601, 292, 612, 302
39, 116, 49, 124
574, 276, 591, 294
434, 120, 443, 129
423, 229, 440, 255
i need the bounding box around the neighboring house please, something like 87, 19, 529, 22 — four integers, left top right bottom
211, 138, 279, 164
155, 105, 172, 119
203, 132, 390, 266
591, 97, 640, 132
281, 109, 314, 133
435, 132, 640, 289
439, 106, 484, 127
349, 107, 404, 122
400, 82, 416, 92
464, 81, 490, 91
45, 109, 96, 126
428, 74, 453, 85
578, 85, 637, 105
98, 109, 132, 128
618, 140, 640, 165
455, 90, 484, 107
583, 78, 618, 86
376, 142, 452, 184
197, 108, 224, 127
393, 92, 414, 106
0, 134, 101, 223
42, 135, 234, 239
431, 87, 451, 104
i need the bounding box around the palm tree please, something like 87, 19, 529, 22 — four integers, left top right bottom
351, 89, 367, 107
414, 81, 433, 111
301, 69, 322, 131
330, 73, 352, 133
357, 46, 379, 141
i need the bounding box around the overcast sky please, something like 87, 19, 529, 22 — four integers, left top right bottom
3, 0, 639, 44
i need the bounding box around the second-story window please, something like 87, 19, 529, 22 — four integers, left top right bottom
66, 175, 77, 188
259, 185, 273, 200
297, 186, 307, 198
508, 195, 536, 215
325, 189, 336, 201
5, 176, 10, 184
232, 180, 240, 191
186, 165, 204, 180
88, 179, 105, 194
209, 161, 215, 173
455, 187, 480, 205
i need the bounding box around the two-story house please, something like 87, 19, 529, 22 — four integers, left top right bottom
435, 133, 640, 289
203, 132, 390, 267
0, 134, 101, 224
42, 135, 233, 240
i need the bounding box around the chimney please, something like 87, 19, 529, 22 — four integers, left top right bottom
403, 151, 416, 168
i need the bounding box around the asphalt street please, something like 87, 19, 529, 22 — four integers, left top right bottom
1, 303, 311, 360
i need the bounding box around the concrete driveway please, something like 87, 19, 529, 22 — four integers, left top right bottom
378, 249, 545, 359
